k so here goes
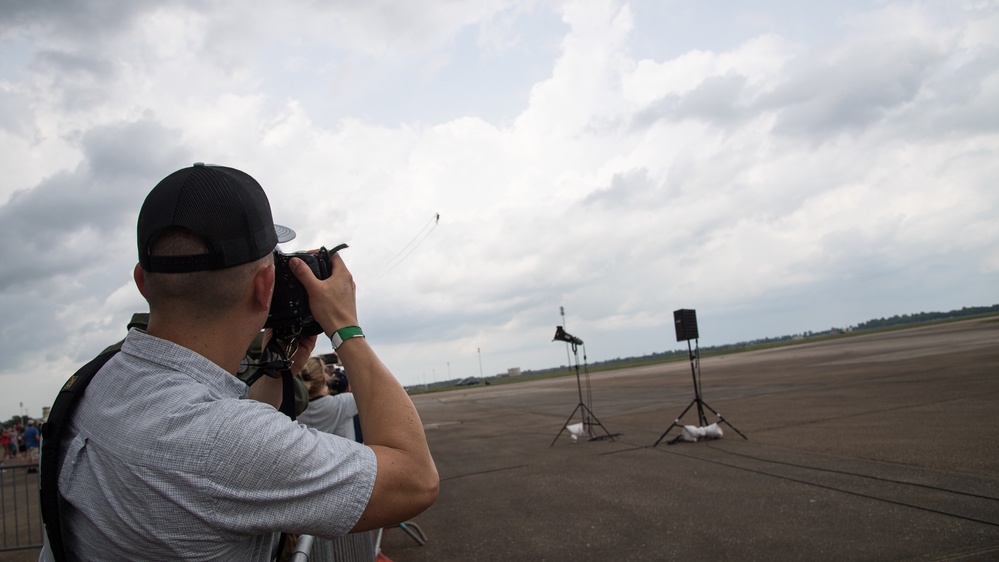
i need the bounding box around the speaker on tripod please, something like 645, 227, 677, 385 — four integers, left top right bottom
654, 309, 747, 446
674, 308, 699, 342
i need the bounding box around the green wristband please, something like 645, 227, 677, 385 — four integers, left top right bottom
330, 326, 364, 350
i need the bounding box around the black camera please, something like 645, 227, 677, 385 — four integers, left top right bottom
265, 244, 347, 340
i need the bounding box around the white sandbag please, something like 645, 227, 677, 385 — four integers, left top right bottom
703, 423, 723, 439
566, 422, 585, 443
680, 423, 724, 442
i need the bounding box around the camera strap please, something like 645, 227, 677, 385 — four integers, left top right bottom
280, 369, 297, 420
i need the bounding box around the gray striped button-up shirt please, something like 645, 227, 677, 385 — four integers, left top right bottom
42, 328, 376, 561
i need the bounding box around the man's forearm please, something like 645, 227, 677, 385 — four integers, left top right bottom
336, 336, 438, 513
337, 337, 431, 456
287, 252, 439, 526
247, 375, 283, 409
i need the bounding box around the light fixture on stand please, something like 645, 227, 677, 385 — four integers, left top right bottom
550, 326, 618, 446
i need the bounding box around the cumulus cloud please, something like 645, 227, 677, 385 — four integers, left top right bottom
0, 119, 188, 288
1, 0, 998, 419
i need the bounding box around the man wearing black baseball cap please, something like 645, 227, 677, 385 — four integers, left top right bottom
41, 163, 438, 561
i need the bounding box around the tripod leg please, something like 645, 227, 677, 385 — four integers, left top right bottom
653, 421, 681, 447
699, 400, 748, 440
550, 403, 585, 447
653, 399, 696, 447
579, 404, 618, 441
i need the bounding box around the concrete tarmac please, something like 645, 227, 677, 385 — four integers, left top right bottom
5, 318, 996, 562
380, 318, 999, 561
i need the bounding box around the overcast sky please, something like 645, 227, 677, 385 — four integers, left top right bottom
1, 0, 997, 421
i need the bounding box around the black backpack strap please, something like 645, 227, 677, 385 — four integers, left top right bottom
40, 348, 120, 562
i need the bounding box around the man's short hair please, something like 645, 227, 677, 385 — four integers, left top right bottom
143, 227, 271, 314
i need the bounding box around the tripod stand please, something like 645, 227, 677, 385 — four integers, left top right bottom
653, 337, 747, 446
550, 337, 617, 446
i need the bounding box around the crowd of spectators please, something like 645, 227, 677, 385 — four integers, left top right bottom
1, 419, 42, 464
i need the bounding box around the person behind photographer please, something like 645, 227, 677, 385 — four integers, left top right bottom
41, 164, 438, 561
297, 356, 358, 441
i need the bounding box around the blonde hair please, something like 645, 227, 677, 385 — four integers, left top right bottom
301, 356, 328, 397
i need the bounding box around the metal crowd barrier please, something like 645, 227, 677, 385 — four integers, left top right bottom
290, 522, 428, 561
0, 461, 44, 552
290, 529, 382, 562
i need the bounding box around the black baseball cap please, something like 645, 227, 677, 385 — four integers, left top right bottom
137, 163, 295, 272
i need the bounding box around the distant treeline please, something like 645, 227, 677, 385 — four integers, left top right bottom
529, 303, 999, 376
412, 304, 999, 389
853, 304, 999, 330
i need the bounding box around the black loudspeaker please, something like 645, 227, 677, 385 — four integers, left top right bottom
674, 309, 698, 342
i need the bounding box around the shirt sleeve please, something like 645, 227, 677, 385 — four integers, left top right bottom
200, 399, 377, 538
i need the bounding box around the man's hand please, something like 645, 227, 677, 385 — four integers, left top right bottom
289, 252, 358, 337
288, 334, 317, 374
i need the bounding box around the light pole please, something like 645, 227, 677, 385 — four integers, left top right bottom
560, 306, 571, 370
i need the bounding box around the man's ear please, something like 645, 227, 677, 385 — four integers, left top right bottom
133, 263, 148, 298
251, 263, 275, 313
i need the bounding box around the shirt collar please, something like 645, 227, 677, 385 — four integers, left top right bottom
121, 328, 249, 398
